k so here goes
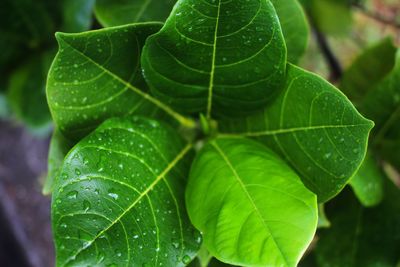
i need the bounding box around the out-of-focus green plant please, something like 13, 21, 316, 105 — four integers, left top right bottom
0, 0, 94, 134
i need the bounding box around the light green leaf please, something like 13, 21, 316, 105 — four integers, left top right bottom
220, 64, 374, 202
47, 23, 194, 140
271, 0, 310, 63
316, 181, 400, 267
340, 38, 397, 102
52, 117, 200, 266
317, 204, 331, 228
43, 129, 74, 195
349, 153, 384, 207
186, 137, 317, 267
142, 0, 287, 118
308, 0, 352, 36
94, 0, 177, 27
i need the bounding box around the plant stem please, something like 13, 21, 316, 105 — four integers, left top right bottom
310, 21, 343, 83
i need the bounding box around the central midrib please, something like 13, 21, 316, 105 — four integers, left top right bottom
206, 0, 222, 120
62, 143, 193, 265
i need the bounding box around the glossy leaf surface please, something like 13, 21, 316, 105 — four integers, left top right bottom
47, 23, 192, 140
271, 0, 309, 63
220, 64, 374, 202
95, 0, 176, 27
316, 183, 400, 267
52, 117, 200, 266
186, 137, 317, 266
349, 153, 384, 207
142, 0, 287, 118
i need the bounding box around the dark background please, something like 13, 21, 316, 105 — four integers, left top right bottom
0, 120, 54, 267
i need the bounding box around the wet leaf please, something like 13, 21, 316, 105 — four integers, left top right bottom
47, 23, 193, 140
52, 117, 200, 266
142, 0, 287, 118
95, 0, 176, 27
220, 64, 374, 202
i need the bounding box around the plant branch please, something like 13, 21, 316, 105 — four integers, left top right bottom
310, 22, 343, 83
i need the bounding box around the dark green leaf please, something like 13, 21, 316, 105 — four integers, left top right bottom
142, 0, 287, 118
43, 129, 74, 195
94, 0, 177, 27
220, 64, 374, 202
271, 0, 310, 63
7, 51, 54, 130
61, 0, 95, 32
186, 137, 317, 266
349, 153, 384, 207
340, 38, 397, 102
52, 117, 200, 266
316, 181, 400, 267
47, 23, 194, 140
359, 50, 400, 145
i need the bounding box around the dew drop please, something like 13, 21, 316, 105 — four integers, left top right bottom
67, 190, 78, 199
83, 200, 91, 212
182, 255, 191, 264
108, 189, 119, 200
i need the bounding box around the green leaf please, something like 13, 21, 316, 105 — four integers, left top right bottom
7, 51, 53, 130
43, 129, 74, 195
308, 0, 352, 36
271, 0, 310, 63
94, 0, 177, 27
52, 117, 200, 266
340, 38, 397, 102
317, 204, 331, 228
142, 0, 287, 118
47, 23, 194, 140
61, 0, 95, 32
219, 64, 374, 202
316, 181, 400, 267
349, 153, 384, 207
186, 137, 317, 267
359, 50, 400, 144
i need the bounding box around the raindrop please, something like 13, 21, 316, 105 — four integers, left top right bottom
182, 255, 191, 264
67, 190, 78, 199
171, 238, 180, 249
108, 191, 119, 200
83, 200, 91, 212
